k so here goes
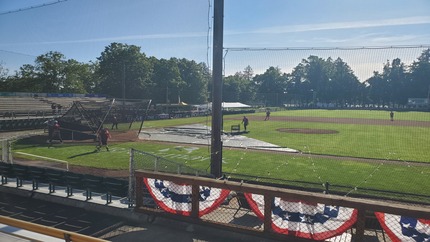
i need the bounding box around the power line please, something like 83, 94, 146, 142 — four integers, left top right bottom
0, 49, 37, 58
0, 0, 70, 16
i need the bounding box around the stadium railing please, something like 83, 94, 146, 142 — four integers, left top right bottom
134, 170, 430, 242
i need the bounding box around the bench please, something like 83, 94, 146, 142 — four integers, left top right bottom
231, 124, 240, 133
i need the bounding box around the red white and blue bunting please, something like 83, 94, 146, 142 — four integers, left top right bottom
244, 193, 357, 240
375, 212, 430, 242
144, 178, 230, 217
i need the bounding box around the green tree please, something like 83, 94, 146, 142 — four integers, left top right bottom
287, 62, 311, 105
254, 66, 287, 106
223, 66, 256, 104
96, 43, 152, 99
5, 64, 42, 92
223, 73, 244, 102
365, 71, 388, 106
151, 58, 183, 104
378, 58, 409, 106
409, 49, 430, 99
2, 52, 94, 94
330, 58, 362, 106
176, 59, 210, 104
0, 61, 8, 80
35, 51, 67, 92
0, 61, 9, 91
62, 59, 91, 93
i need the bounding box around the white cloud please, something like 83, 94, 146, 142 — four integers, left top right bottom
299, 33, 428, 45
226, 16, 430, 35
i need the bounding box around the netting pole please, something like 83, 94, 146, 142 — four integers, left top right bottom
154, 157, 159, 172
96, 98, 115, 134
1, 140, 8, 163
137, 99, 152, 134
210, 0, 224, 178
128, 148, 135, 208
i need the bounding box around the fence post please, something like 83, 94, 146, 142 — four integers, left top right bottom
135, 173, 143, 208
129, 149, 136, 207
263, 194, 272, 234
154, 157, 158, 172
2, 140, 11, 163
353, 207, 366, 242
191, 184, 199, 218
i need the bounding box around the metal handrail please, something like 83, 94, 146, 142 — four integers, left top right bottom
0, 215, 108, 242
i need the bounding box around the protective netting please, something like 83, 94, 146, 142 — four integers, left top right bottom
375, 212, 430, 241
130, 149, 210, 176
224, 46, 430, 83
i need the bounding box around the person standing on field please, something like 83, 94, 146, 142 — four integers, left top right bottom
390, 111, 394, 121
242, 116, 249, 131
47, 120, 63, 144
97, 127, 111, 151
111, 116, 119, 129
265, 109, 271, 121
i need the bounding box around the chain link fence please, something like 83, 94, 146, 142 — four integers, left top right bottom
128, 148, 213, 207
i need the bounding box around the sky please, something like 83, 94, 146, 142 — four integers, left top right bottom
0, 0, 429, 82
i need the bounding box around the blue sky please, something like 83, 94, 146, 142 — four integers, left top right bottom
1, 0, 429, 81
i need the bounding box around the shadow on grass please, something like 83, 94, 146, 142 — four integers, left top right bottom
68, 150, 98, 159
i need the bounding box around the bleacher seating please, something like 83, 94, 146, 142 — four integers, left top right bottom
0, 95, 108, 131
0, 163, 129, 205
0, 96, 108, 119
38, 96, 108, 111
0, 97, 53, 117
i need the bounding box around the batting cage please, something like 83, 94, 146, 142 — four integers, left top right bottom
56, 98, 152, 141
57, 99, 114, 140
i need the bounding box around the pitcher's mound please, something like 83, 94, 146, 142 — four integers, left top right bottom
277, 128, 339, 134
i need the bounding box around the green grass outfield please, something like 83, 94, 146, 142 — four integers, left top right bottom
224, 109, 430, 162
12, 109, 430, 202
224, 120, 429, 162
265, 109, 430, 121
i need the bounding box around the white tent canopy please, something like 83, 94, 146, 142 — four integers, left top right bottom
194, 102, 251, 110
221, 102, 251, 108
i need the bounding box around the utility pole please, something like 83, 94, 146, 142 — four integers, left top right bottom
210, 0, 224, 178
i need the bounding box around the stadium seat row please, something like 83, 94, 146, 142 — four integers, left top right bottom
0, 163, 129, 205
0, 118, 48, 131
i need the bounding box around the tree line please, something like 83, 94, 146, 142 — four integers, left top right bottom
0, 43, 211, 104
224, 49, 430, 107
1, 43, 429, 107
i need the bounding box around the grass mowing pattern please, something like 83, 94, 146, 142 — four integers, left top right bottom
12, 109, 430, 204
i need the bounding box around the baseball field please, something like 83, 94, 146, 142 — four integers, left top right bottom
11, 109, 430, 204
